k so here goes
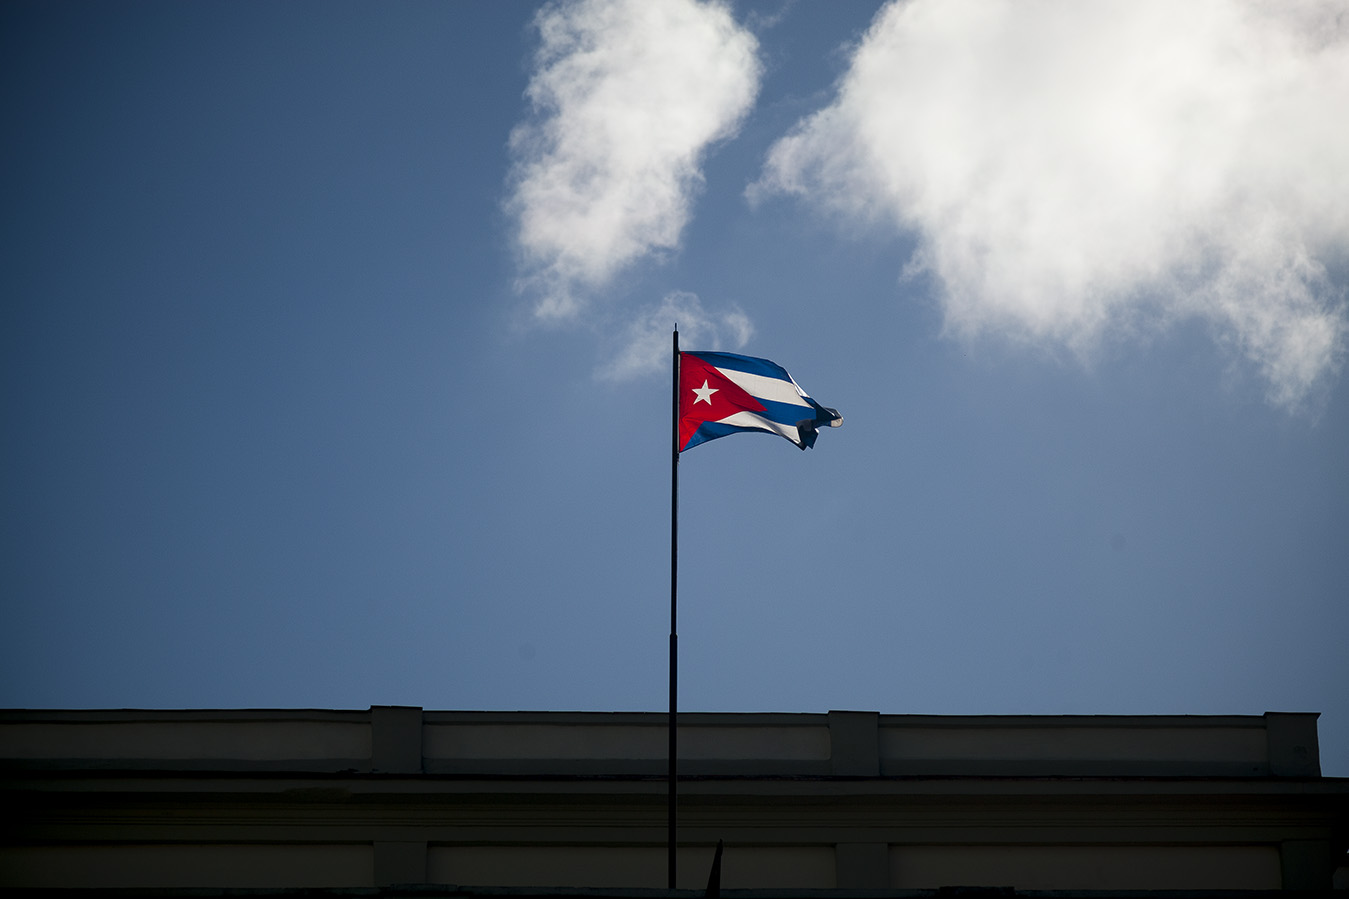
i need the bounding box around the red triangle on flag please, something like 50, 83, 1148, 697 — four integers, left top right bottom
679, 353, 766, 450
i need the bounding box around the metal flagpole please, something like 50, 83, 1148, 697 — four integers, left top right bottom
668, 327, 679, 890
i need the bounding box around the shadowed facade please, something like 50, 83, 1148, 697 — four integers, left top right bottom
3, 708, 1347, 893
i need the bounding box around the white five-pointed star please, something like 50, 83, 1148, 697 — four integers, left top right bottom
692, 380, 718, 405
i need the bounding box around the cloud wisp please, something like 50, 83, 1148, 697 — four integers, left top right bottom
508, 0, 761, 322
598, 292, 752, 381
754, 0, 1349, 408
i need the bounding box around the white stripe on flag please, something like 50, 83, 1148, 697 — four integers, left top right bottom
715, 368, 812, 408
719, 411, 801, 443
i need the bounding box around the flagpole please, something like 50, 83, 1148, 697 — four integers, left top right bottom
668, 327, 679, 890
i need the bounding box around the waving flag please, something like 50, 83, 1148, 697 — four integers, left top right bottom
679, 351, 842, 452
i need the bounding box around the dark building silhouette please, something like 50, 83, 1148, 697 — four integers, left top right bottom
3, 707, 1347, 894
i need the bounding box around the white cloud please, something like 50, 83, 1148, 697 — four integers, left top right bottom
598, 291, 752, 381
754, 0, 1349, 408
508, 0, 760, 320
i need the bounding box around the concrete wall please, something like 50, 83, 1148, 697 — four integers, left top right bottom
1, 708, 1322, 777
0, 840, 1305, 891
889, 844, 1283, 890
428, 845, 835, 890
0, 844, 374, 889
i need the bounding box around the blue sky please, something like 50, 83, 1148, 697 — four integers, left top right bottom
3, 0, 1347, 775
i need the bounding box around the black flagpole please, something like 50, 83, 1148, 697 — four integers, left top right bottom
668, 327, 679, 889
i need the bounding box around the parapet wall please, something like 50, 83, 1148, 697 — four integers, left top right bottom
0, 707, 1322, 777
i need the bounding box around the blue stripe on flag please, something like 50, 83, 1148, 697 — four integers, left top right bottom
693, 351, 792, 382
684, 420, 786, 451
753, 397, 820, 427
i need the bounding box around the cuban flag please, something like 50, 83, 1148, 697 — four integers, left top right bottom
679, 351, 842, 452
